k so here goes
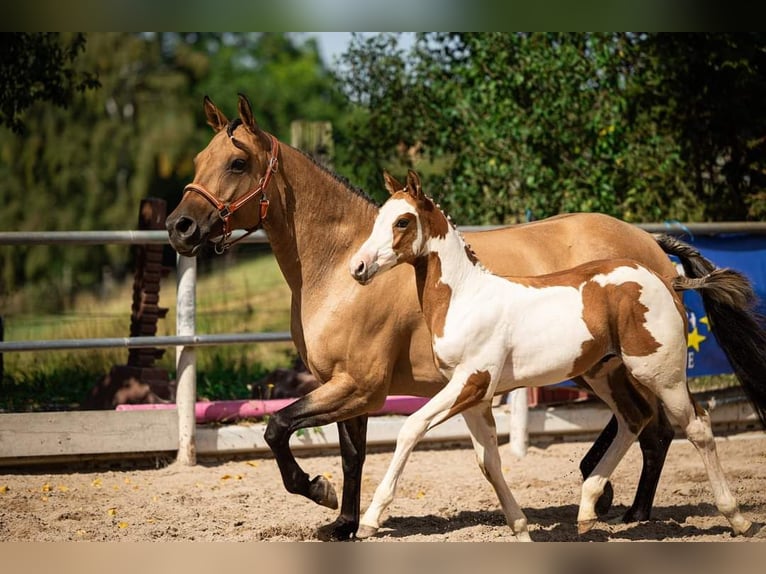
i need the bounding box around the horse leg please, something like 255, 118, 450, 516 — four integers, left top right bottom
578, 365, 675, 522
315, 415, 368, 541
654, 386, 755, 536
622, 400, 674, 522
263, 374, 376, 531
462, 402, 531, 541
357, 369, 487, 539
577, 360, 653, 533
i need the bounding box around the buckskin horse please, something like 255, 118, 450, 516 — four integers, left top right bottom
165, 94, 766, 540
349, 170, 760, 539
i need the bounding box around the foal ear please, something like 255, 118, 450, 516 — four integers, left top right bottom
237, 93, 259, 133
203, 96, 228, 133
383, 170, 405, 196
406, 170, 424, 201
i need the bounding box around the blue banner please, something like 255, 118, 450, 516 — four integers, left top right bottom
677, 233, 766, 377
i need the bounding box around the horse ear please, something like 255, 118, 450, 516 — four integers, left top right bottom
203, 96, 228, 133
383, 170, 404, 196
406, 170, 424, 201
237, 93, 259, 133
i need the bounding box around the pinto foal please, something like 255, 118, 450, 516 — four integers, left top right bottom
349, 170, 756, 540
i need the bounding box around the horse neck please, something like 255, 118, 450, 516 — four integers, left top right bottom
413, 222, 486, 329
263, 144, 378, 292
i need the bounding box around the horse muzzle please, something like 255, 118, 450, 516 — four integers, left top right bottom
349, 254, 379, 285
166, 211, 210, 256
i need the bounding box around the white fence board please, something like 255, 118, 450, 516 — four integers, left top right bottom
0, 399, 756, 466
0, 410, 178, 461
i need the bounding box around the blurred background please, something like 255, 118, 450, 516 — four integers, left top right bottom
1, 32, 765, 411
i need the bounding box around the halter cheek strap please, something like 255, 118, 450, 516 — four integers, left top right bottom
183, 132, 279, 254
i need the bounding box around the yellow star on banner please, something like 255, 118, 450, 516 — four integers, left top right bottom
687, 326, 707, 352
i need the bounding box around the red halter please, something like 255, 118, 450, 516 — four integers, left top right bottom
183, 132, 279, 254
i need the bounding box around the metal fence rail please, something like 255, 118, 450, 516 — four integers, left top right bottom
2, 221, 766, 464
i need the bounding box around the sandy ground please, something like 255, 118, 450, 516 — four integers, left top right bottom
1, 432, 765, 543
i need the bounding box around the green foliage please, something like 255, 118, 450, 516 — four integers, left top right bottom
0, 32, 349, 311
0, 33, 100, 134
338, 33, 766, 224
1, 251, 296, 411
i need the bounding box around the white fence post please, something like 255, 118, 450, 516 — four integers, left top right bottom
508, 388, 529, 458
175, 254, 197, 465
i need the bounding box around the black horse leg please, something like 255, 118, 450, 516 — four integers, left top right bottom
622, 405, 674, 522
316, 415, 368, 541
264, 397, 342, 509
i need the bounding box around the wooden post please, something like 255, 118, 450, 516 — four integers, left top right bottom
508, 387, 529, 458
290, 120, 334, 168
175, 253, 197, 465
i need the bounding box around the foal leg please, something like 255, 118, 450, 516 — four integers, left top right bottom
463, 402, 531, 541
578, 368, 675, 522
577, 362, 653, 533
656, 388, 755, 536
357, 369, 527, 539
577, 414, 640, 533
356, 381, 466, 539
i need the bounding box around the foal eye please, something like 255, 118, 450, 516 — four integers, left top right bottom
230, 158, 246, 172
395, 218, 410, 229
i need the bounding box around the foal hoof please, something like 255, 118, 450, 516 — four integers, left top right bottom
577, 519, 598, 535
309, 475, 338, 510
355, 524, 379, 539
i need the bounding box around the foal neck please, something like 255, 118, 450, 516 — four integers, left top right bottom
412, 206, 486, 333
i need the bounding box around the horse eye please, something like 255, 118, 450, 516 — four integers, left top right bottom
231, 158, 246, 172
395, 218, 410, 229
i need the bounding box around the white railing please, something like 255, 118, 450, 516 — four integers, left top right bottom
1, 222, 765, 464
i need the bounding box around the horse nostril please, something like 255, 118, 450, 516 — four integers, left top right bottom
173, 216, 196, 239
355, 261, 366, 278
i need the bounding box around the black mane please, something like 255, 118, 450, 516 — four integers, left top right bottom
293, 146, 379, 207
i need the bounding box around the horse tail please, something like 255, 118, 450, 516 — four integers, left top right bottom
657, 233, 766, 428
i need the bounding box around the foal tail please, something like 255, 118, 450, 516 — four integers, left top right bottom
657, 233, 766, 428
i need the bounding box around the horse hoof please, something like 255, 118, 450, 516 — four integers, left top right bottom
309, 475, 338, 510
355, 524, 379, 539
515, 531, 533, 542
738, 521, 763, 538
621, 506, 650, 524
577, 519, 598, 535
595, 481, 614, 518
316, 519, 357, 541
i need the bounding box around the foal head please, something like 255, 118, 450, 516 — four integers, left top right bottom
350, 170, 447, 284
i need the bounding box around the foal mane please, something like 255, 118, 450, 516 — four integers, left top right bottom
419, 190, 483, 268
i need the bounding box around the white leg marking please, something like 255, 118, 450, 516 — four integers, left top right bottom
463, 403, 531, 541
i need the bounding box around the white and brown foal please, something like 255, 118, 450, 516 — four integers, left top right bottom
349, 169, 756, 541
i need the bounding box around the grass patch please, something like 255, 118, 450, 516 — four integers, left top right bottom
1, 249, 296, 411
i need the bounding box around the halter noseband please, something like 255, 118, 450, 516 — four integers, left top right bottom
183, 132, 279, 254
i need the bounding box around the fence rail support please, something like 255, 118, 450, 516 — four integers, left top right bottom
175, 254, 197, 466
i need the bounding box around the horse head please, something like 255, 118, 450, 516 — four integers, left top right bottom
350, 169, 436, 284
166, 94, 278, 256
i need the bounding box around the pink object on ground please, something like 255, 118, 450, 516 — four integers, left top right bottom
116, 395, 430, 423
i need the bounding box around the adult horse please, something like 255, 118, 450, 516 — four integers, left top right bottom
166, 94, 766, 540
